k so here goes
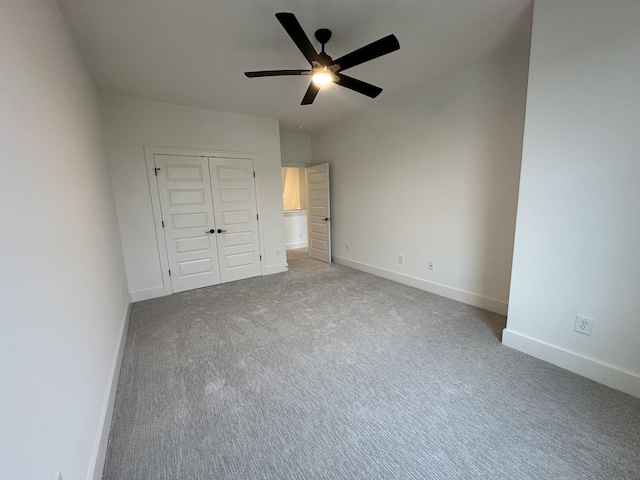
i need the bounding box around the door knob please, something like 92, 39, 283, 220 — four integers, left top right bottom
323, 217, 330, 221
217, 229, 227, 233
206, 229, 215, 234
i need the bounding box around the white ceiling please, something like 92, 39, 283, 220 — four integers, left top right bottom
57, 0, 532, 133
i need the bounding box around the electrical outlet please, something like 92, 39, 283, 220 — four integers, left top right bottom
276, 249, 280, 257
574, 315, 594, 336
345, 243, 350, 252
298, 232, 302, 239
428, 261, 434, 271
398, 255, 405, 264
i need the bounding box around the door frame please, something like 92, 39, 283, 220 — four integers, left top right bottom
144, 145, 267, 296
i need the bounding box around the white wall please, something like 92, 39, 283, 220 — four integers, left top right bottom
280, 132, 312, 166
100, 95, 287, 301
284, 211, 309, 250
312, 46, 530, 314
0, 1, 130, 479
504, 0, 640, 398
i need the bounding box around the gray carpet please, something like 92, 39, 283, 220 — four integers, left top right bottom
103, 249, 640, 479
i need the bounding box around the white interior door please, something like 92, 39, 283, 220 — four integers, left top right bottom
210, 157, 262, 283
154, 154, 221, 293
306, 163, 331, 263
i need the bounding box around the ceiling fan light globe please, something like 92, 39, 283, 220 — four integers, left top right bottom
311, 71, 334, 86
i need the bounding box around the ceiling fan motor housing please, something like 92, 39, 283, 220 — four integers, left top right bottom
318, 52, 333, 66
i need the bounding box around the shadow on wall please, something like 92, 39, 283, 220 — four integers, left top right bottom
472, 3, 532, 307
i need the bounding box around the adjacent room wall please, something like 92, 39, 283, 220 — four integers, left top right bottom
100, 95, 287, 301
284, 211, 309, 250
280, 131, 312, 166
0, 1, 130, 479
282, 167, 309, 250
280, 133, 312, 250
282, 167, 305, 210
312, 45, 530, 314
504, 0, 640, 398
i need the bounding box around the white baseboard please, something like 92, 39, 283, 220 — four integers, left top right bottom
502, 329, 640, 399
286, 241, 308, 250
130, 286, 165, 302
332, 256, 508, 315
265, 262, 288, 275
130, 266, 291, 301
87, 302, 132, 480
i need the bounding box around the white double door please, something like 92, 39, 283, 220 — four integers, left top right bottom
154, 154, 261, 293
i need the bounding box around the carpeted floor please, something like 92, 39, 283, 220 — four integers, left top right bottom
103, 249, 640, 479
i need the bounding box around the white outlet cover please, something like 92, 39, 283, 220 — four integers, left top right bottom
574, 315, 595, 336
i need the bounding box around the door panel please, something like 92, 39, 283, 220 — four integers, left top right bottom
306, 163, 331, 263
178, 258, 214, 276
175, 236, 210, 253
172, 213, 208, 229
210, 158, 262, 283
154, 154, 221, 292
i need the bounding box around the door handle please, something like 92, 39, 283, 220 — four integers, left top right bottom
206, 229, 215, 234
217, 229, 227, 233
323, 217, 330, 221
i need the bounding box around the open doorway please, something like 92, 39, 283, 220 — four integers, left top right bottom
282, 167, 308, 263
282, 164, 332, 265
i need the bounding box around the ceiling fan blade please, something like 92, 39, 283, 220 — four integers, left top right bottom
245, 70, 310, 78
275, 12, 320, 65
332, 34, 400, 72
301, 83, 320, 105
335, 73, 382, 98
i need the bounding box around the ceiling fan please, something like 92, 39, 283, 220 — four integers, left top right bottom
244, 12, 400, 105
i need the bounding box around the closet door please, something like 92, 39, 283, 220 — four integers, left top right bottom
154, 154, 222, 292
210, 157, 262, 283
